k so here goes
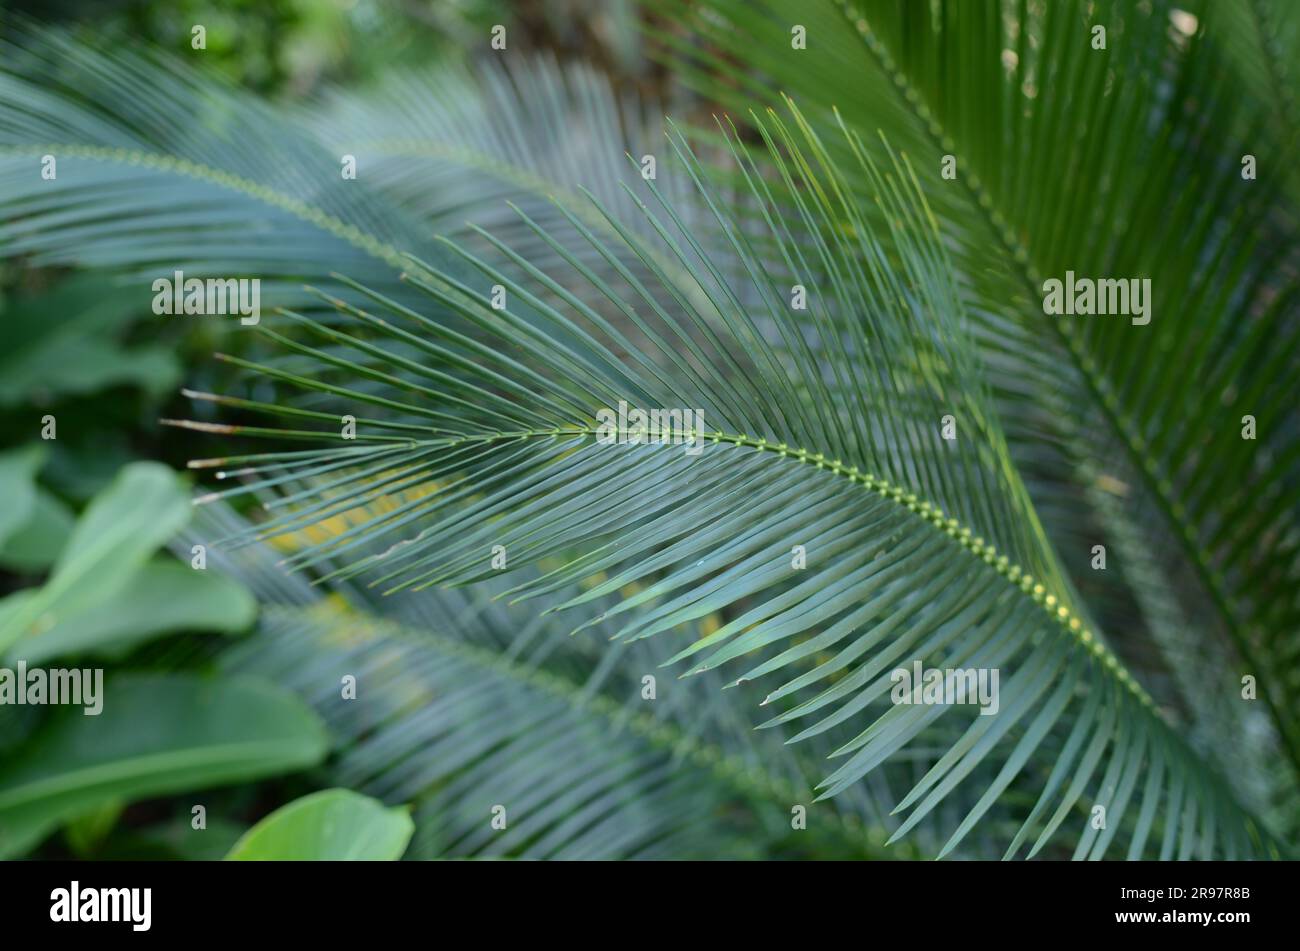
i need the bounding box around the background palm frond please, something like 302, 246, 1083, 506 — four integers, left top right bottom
183, 502, 945, 860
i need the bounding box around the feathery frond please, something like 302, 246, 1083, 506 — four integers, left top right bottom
177, 102, 1286, 858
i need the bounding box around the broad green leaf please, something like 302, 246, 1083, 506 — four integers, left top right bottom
0, 445, 44, 548
0, 338, 177, 406
0, 462, 190, 653
0, 673, 328, 859
8, 560, 257, 665
226, 789, 414, 861
0, 486, 75, 572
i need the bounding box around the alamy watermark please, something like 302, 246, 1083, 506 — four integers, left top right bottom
50, 882, 151, 931
152, 269, 260, 325
0, 662, 103, 715
1042, 271, 1150, 326
890, 661, 1000, 716
595, 400, 706, 455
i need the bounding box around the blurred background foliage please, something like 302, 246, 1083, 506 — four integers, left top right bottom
0, 0, 650, 508
0, 0, 725, 861
0, 0, 650, 513
6, 0, 652, 93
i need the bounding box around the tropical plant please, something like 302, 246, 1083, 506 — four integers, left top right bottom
0, 0, 1295, 860
655, 0, 1300, 844
0, 461, 322, 859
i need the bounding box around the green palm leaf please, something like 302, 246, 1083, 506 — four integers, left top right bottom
178, 103, 1285, 858
183, 502, 934, 859
0, 20, 701, 316
656, 0, 1300, 828
0, 19, 419, 300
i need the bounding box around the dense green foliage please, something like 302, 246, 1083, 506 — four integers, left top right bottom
0, 0, 1295, 860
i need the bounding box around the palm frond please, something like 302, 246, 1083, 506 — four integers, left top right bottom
178, 102, 1286, 858
308, 55, 699, 275
182, 502, 940, 860
0, 19, 423, 302
0, 20, 702, 316
656, 0, 1300, 816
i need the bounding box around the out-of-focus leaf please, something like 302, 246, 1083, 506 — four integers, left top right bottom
0, 702, 40, 756
225, 789, 414, 861
0, 276, 179, 405
0, 462, 189, 653
62, 800, 124, 857
0, 445, 43, 548
8, 560, 257, 665
0, 487, 75, 573
0, 674, 328, 858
